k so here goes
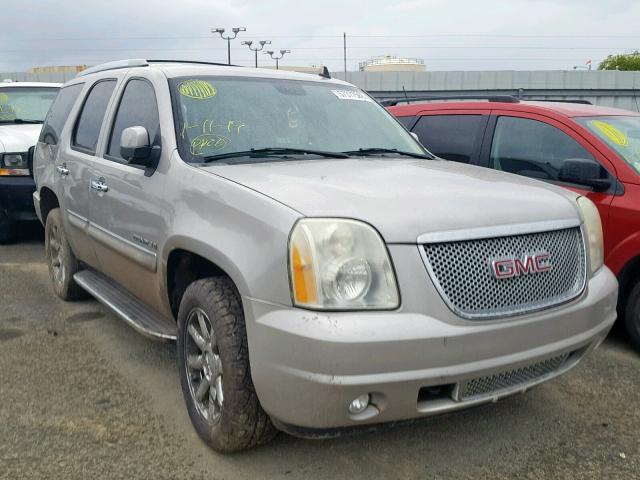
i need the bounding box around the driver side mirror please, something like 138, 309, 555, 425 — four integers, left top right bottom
120, 126, 155, 167
558, 157, 612, 192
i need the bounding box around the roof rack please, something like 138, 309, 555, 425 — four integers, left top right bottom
77, 58, 242, 77
381, 95, 519, 107
146, 59, 241, 67
526, 99, 593, 105
77, 59, 149, 77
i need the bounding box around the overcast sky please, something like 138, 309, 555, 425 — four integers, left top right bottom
1, 0, 639, 72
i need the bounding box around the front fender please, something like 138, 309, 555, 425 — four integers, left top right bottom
605, 230, 640, 276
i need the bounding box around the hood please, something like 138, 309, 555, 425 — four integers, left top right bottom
201, 158, 581, 243
0, 124, 42, 153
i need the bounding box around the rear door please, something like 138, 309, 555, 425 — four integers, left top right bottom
410, 110, 489, 165
87, 75, 168, 312
484, 111, 618, 247
56, 79, 118, 268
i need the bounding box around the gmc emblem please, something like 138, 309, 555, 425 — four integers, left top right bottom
490, 253, 552, 279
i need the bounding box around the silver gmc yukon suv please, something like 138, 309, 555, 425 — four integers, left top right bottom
33, 59, 618, 452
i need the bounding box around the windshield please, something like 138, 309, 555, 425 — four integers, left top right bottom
577, 115, 640, 174
0, 86, 59, 123
169, 76, 424, 162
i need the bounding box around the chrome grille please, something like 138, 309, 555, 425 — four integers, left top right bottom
422, 227, 586, 319
454, 353, 569, 401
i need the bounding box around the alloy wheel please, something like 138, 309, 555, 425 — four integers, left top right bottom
184, 307, 224, 423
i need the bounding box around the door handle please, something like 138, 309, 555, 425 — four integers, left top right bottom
90, 179, 109, 193
55, 164, 69, 176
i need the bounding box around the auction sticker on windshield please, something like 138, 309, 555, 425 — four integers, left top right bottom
331, 89, 373, 102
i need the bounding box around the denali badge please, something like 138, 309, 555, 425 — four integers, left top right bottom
490, 253, 552, 279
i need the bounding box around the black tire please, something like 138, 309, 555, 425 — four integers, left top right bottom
624, 279, 640, 350
45, 208, 85, 300
177, 276, 277, 452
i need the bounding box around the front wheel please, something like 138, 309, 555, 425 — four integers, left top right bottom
624, 280, 640, 350
177, 276, 277, 452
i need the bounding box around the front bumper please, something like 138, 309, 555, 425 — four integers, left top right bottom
0, 176, 38, 227
243, 265, 617, 432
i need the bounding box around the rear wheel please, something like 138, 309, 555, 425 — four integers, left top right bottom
177, 276, 277, 452
624, 279, 640, 350
45, 208, 85, 300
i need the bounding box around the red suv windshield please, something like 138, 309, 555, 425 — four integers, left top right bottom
577, 116, 640, 174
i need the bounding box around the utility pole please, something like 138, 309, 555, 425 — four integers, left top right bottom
265, 49, 290, 70
242, 40, 272, 68
211, 27, 246, 64
343, 32, 347, 74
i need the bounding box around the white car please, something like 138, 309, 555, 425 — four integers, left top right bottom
0, 81, 60, 242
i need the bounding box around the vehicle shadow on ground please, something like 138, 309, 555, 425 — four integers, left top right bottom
11, 221, 44, 244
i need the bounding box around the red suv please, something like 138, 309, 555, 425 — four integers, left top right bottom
388, 96, 640, 348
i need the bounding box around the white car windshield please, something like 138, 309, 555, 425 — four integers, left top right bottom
0, 87, 59, 123
170, 76, 425, 162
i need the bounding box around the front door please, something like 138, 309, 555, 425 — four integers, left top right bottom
484, 111, 618, 250
87, 77, 168, 313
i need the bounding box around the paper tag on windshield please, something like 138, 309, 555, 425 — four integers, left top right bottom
331, 89, 373, 102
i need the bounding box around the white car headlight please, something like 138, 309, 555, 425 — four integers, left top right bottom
577, 196, 604, 274
0, 153, 29, 176
289, 218, 399, 310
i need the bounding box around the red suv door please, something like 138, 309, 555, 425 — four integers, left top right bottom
483, 110, 619, 255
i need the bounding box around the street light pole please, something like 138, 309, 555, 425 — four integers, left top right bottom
242, 40, 272, 68
265, 49, 291, 70
211, 27, 246, 65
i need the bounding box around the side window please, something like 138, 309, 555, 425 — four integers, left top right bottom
72, 80, 116, 154
412, 115, 485, 163
39, 83, 84, 146
107, 79, 160, 161
396, 115, 417, 129
490, 116, 598, 181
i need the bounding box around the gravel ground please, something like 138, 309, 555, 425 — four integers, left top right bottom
0, 229, 639, 479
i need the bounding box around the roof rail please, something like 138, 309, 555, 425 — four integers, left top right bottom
76, 59, 243, 78
77, 59, 149, 77
147, 59, 241, 67
381, 95, 519, 107
525, 99, 593, 105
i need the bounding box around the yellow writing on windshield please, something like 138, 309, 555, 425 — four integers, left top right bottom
178, 80, 217, 99
0, 92, 8, 103
190, 134, 230, 156
592, 120, 629, 146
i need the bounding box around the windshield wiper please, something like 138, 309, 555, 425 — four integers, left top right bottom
342, 148, 434, 159
0, 118, 43, 124
201, 147, 349, 163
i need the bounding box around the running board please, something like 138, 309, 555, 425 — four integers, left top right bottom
74, 269, 177, 341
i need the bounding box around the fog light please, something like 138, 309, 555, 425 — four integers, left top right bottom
348, 393, 370, 414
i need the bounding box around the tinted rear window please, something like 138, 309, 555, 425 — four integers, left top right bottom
39, 83, 84, 145
412, 114, 485, 163
72, 80, 116, 154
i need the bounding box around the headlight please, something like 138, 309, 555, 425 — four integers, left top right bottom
577, 196, 604, 274
0, 153, 29, 176
289, 218, 399, 310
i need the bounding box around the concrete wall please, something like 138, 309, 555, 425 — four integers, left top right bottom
333, 70, 640, 112
3, 69, 640, 112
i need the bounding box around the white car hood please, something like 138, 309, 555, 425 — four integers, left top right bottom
0, 124, 42, 153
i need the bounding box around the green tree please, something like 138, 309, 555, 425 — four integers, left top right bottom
598, 51, 640, 71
